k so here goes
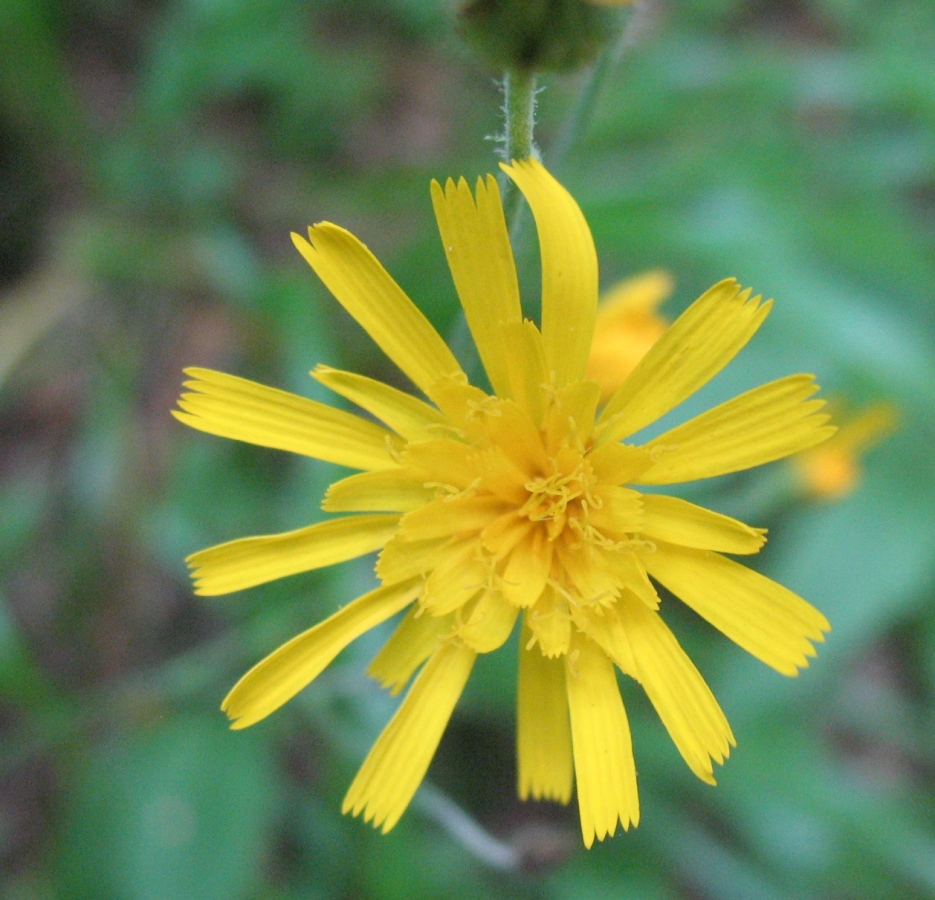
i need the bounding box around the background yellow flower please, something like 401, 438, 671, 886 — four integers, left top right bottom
585, 269, 672, 401
792, 402, 898, 501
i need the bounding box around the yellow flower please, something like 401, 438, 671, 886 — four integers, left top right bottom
792, 402, 897, 501
586, 269, 672, 402
174, 160, 832, 847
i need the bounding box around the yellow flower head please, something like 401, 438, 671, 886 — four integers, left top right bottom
586, 269, 672, 402
174, 160, 833, 847
792, 401, 897, 501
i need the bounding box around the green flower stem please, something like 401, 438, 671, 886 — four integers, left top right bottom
503, 68, 537, 164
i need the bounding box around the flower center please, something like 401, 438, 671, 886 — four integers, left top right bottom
519, 460, 598, 540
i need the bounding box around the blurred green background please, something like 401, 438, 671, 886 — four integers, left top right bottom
1, 0, 934, 897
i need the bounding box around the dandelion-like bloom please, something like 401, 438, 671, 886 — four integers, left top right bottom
174, 160, 832, 846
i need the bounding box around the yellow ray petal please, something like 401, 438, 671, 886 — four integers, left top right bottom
501, 159, 598, 388
566, 633, 639, 847
188, 514, 400, 596
643, 542, 830, 675
401, 438, 477, 491
500, 320, 550, 424
481, 398, 550, 477
639, 495, 766, 555
571, 603, 636, 676
222, 579, 421, 729
292, 225, 463, 400
322, 469, 435, 513
480, 510, 533, 558
343, 641, 476, 832
527, 584, 572, 658
637, 374, 835, 484
615, 594, 735, 784
368, 606, 454, 695
376, 535, 448, 584
543, 380, 602, 454
420, 540, 488, 616
431, 175, 523, 399
517, 623, 573, 803
586, 441, 653, 485
457, 591, 519, 652
556, 543, 618, 605
397, 494, 507, 542
312, 365, 447, 441
501, 528, 553, 608
174, 368, 396, 471
468, 447, 531, 506
596, 280, 771, 444
587, 485, 644, 536
615, 551, 660, 610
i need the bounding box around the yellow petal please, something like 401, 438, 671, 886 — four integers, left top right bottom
342, 641, 476, 832
368, 606, 454, 695
615, 594, 735, 785
397, 494, 507, 542
322, 470, 435, 513
643, 542, 830, 675
420, 540, 488, 616
586, 441, 653, 485
517, 623, 573, 803
430, 175, 523, 399
188, 514, 400, 596
481, 397, 550, 477
640, 495, 766, 555
457, 591, 519, 652
527, 584, 572, 658
615, 552, 660, 610
556, 543, 617, 605
571, 603, 636, 676
312, 365, 447, 441
596, 280, 771, 443
500, 320, 550, 424
501, 528, 553, 608
587, 485, 644, 536
468, 448, 531, 506
292, 225, 463, 400
480, 510, 533, 558
174, 368, 396, 471
401, 438, 477, 491
409, 378, 488, 432
501, 159, 598, 388
566, 633, 639, 847
222, 579, 421, 729
376, 535, 448, 584
543, 380, 601, 453
637, 374, 835, 484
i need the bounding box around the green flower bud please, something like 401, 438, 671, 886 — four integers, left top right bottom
458, 0, 628, 74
